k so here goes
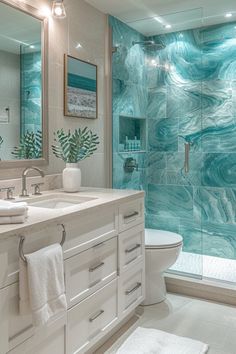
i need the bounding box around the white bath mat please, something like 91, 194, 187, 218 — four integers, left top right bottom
116, 327, 209, 354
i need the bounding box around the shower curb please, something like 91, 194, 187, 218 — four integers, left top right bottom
165, 273, 236, 306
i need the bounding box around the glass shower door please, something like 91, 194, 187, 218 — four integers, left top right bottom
109, 8, 204, 279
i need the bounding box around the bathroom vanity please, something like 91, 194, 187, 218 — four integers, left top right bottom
0, 188, 145, 354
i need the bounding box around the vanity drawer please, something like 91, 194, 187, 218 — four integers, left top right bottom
119, 198, 144, 232
118, 261, 145, 318
63, 206, 118, 259
67, 279, 118, 354
65, 236, 117, 307
119, 224, 145, 273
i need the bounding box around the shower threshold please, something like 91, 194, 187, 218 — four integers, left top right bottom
170, 251, 236, 284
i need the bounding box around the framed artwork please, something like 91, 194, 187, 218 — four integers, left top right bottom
64, 54, 97, 119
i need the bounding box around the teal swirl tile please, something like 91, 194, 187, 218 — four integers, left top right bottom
145, 213, 180, 233
202, 222, 236, 259
194, 187, 236, 224
201, 153, 236, 187
147, 184, 193, 219
148, 118, 178, 152
147, 87, 167, 119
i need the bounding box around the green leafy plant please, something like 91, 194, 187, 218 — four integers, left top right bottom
12, 130, 42, 160
52, 128, 99, 163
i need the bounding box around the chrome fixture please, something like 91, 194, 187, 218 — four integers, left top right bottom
184, 142, 190, 174
132, 40, 166, 50
51, 0, 66, 19
19, 224, 66, 263
31, 182, 44, 196
0, 186, 15, 200
124, 157, 138, 173
20, 167, 45, 197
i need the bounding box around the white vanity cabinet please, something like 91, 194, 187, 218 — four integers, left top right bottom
0, 192, 145, 354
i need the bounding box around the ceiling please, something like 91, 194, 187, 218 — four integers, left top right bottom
84, 0, 236, 35
0, 2, 41, 54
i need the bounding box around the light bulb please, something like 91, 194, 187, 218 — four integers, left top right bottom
52, 0, 66, 19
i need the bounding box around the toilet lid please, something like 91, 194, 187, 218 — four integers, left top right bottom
145, 229, 183, 249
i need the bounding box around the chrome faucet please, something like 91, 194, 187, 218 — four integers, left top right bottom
20, 166, 45, 197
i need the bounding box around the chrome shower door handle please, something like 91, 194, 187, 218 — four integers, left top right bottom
184, 142, 190, 174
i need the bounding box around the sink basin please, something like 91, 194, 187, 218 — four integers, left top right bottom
25, 193, 97, 209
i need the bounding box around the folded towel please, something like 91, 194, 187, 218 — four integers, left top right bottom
0, 200, 28, 217
19, 243, 67, 327
116, 327, 209, 354
0, 215, 27, 224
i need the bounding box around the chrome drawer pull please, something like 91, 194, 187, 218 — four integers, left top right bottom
125, 244, 141, 253
89, 262, 105, 272
124, 211, 139, 220
89, 309, 104, 322
125, 282, 142, 296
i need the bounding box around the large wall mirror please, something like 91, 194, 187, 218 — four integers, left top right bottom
0, 0, 48, 168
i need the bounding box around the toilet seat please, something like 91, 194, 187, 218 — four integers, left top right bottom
145, 229, 183, 249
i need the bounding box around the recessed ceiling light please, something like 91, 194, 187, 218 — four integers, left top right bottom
76, 43, 82, 49
225, 13, 233, 18
165, 24, 172, 29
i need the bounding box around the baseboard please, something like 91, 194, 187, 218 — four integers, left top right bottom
165, 273, 236, 306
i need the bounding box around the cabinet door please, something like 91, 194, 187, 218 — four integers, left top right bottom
0, 286, 8, 354
119, 198, 144, 233
0, 236, 19, 289
65, 236, 117, 307
8, 282, 34, 351
67, 280, 118, 354
119, 224, 144, 273
8, 315, 66, 354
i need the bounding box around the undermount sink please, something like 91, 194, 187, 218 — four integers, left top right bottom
25, 193, 97, 209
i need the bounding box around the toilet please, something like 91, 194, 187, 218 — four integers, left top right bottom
143, 228, 183, 305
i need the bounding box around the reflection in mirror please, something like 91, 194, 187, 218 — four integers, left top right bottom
0, 1, 43, 162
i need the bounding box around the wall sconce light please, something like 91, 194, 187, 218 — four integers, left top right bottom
52, 0, 66, 19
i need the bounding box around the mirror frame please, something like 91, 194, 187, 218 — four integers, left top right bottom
0, 0, 48, 169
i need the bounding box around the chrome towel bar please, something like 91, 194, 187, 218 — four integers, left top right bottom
19, 223, 66, 263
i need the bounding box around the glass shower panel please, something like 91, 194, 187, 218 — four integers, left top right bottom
110, 8, 204, 279
199, 20, 236, 283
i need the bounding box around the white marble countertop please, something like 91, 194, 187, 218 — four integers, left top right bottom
0, 187, 144, 239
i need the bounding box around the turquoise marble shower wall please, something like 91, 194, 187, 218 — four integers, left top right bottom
20, 48, 42, 135
111, 16, 236, 260
110, 16, 148, 191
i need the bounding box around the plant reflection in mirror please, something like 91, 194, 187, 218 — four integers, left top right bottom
12, 130, 42, 159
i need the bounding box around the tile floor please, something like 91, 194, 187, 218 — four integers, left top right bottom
95, 294, 236, 354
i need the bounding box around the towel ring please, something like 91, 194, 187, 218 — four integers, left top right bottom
19, 223, 66, 263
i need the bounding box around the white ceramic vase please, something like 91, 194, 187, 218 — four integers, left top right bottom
62, 163, 81, 192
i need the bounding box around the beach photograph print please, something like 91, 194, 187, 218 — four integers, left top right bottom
65, 55, 97, 119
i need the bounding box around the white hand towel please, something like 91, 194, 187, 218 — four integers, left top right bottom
19, 243, 67, 327
0, 215, 27, 224
0, 200, 28, 216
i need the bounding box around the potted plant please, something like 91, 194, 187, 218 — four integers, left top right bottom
52, 127, 99, 192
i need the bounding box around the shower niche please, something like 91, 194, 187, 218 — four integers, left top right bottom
119, 116, 147, 153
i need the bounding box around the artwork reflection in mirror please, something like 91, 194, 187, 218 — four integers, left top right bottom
0, 2, 42, 161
